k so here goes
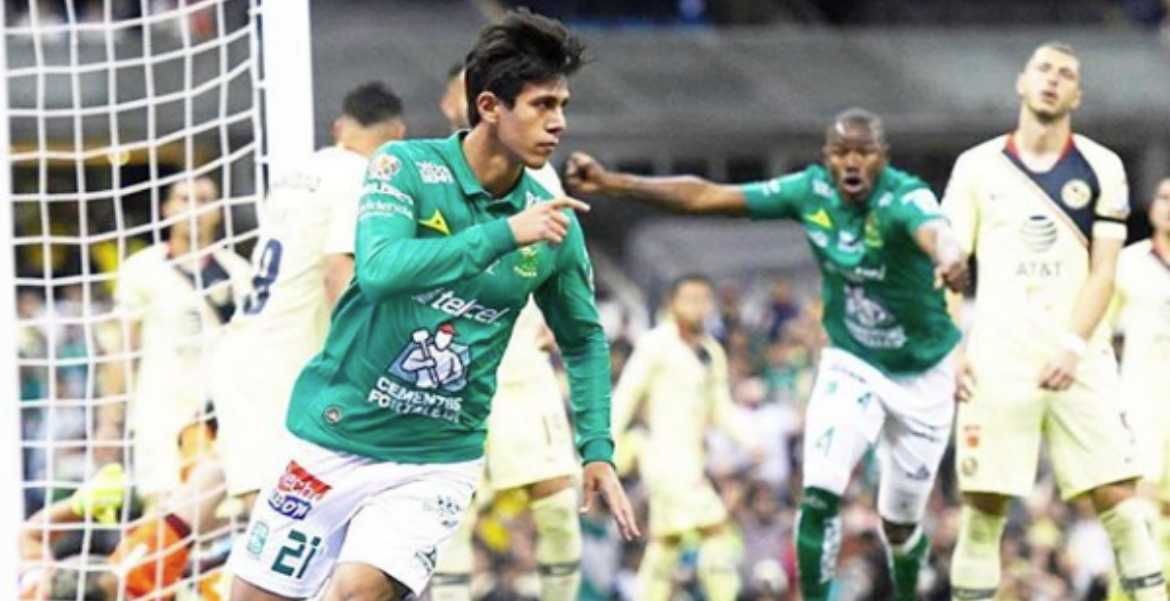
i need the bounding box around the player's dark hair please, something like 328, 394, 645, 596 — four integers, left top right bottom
827, 107, 886, 147
463, 9, 585, 127
668, 273, 714, 299
446, 61, 464, 83
342, 81, 403, 127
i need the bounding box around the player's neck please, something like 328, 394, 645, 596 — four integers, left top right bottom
463, 127, 524, 198
675, 321, 703, 345
1154, 231, 1170, 261
1014, 110, 1071, 159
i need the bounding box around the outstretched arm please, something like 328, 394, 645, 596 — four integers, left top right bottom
565, 152, 748, 216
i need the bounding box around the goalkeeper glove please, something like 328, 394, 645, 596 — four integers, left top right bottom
69, 462, 127, 525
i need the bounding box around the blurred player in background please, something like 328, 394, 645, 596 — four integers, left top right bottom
93, 176, 251, 597
1111, 177, 1170, 591
943, 42, 1167, 601
228, 11, 637, 601
611, 273, 760, 601
102, 176, 250, 497
212, 81, 405, 510
431, 65, 585, 601
566, 108, 968, 601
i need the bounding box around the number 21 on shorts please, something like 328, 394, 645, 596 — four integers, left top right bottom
271, 528, 322, 580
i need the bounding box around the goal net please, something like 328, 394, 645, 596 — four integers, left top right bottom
4, 0, 311, 598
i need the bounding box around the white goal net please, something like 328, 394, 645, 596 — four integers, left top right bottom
4, 0, 311, 598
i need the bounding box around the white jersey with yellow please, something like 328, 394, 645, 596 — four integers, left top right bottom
115, 242, 252, 495
212, 145, 366, 495
944, 132, 1139, 499
612, 321, 752, 535
1113, 239, 1170, 498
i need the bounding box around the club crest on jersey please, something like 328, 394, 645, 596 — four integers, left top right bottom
268, 461, 332, 520
514, 246, 540, 278
863, 214, 882, 248
1061, 179, 1092, 209
389, 324, 470, 393
369, 154, 400, 182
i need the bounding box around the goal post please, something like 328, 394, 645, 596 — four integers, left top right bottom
3, 3, 24, 600
3, 0, 313, 597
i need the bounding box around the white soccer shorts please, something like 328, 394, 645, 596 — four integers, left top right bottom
227, 436, 482, 598
801, 347, 955, 524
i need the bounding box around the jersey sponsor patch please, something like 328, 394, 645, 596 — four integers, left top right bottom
358, 199, 412, 222
389, 324, 470, 393
268, 461, 332, 520
413, 288, 513, 324
417, 161, 454, 184
1019, 214, 1058, 253
363, 182, 414, 205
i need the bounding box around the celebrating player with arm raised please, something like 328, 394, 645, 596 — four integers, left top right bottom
228, 11, 637, 601
567, 108, 966, 601
943, 42, 1166, 601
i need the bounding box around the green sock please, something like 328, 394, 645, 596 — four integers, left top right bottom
887, 527, 929, 601
796, 487, 841, 601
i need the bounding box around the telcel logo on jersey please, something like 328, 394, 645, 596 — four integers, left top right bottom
413, 288, 512, 324
268, 461, 332, 520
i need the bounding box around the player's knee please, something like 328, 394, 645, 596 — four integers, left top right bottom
531, 487, 582, 560
961, 491, 1010, 517
1088, 478, 1139, 514
324, 565, 404, 601
880, 518, 918, 546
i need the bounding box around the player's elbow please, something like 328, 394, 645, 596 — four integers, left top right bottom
353, 263, 403, 302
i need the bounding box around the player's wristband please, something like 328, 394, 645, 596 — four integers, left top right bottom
1061, 333, 1088, 358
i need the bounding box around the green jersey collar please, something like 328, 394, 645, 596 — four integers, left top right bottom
442, 131, 530, 210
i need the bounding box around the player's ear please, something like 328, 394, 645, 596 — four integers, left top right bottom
475, 91, 501, 126
1069, 86, 1082, 112
1015, 73, 1026, 98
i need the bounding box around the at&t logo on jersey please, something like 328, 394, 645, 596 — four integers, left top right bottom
268, 461, 332, 520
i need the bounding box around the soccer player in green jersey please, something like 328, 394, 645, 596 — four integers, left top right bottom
227, 11, 638, 601
566, 108, 967, 601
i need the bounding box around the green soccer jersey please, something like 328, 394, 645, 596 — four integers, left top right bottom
285, 132, 613, 465
740, 164, 960, 374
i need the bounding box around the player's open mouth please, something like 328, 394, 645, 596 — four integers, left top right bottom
841, 174, 865, 194
1041, 91, 1058, 103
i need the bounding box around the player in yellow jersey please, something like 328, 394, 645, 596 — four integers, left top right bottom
612, 274, 759, 601
431, 65, 585, 601
1112, 178, 1170, 588
212, 82, 406, 510
943, 42, 1166, 601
